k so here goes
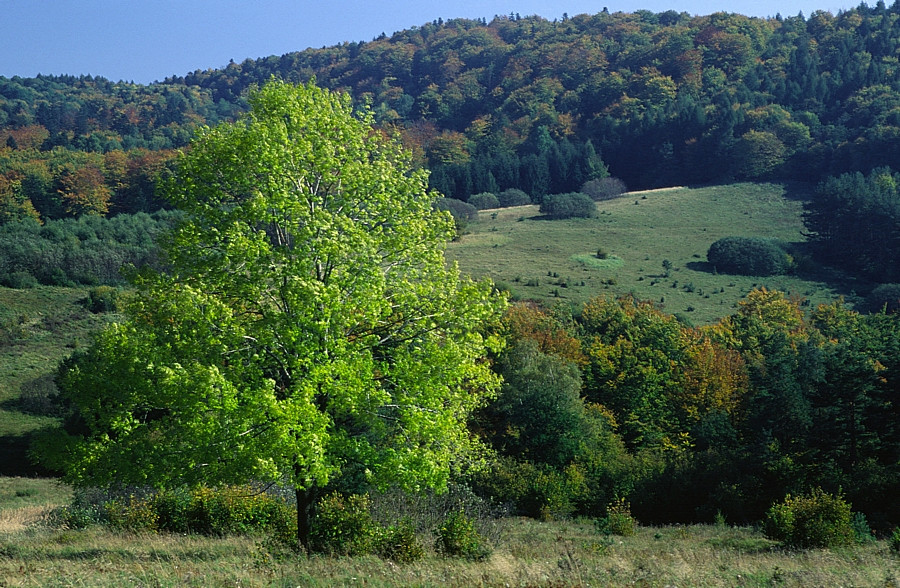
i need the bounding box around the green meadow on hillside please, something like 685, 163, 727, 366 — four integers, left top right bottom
447, 182, 854, 324
0, 287, 113, 476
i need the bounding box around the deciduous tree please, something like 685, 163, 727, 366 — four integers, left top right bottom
38, 80, 505, 551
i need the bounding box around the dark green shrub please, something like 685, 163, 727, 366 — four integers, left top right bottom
434, 511, 491, 560
86, 286, 120, 313
310, 492, 378, 556
890, 527, 900, 553
469, 192, 501, 210
19, 374, 63, 417
376, 518, 425, 563
539, 192, 596, 219
707, 236, 793, 276
596, 497, 637, 536
498, 188, 531, 207
1, 271, 37, 289
433, 198, 478, 237
764, 488, 855, 548
581, 177, 628, 201
866, 283, 900, 313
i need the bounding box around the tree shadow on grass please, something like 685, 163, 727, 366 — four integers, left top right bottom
0, 432, 52, 477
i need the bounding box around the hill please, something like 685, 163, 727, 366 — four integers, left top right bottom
447, 182, 854, 324
2, 5, 900, 218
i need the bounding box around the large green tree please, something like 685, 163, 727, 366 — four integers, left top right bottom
39, 80, 505, 550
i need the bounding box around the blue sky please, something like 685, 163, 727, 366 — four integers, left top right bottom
1, 0, 855, 84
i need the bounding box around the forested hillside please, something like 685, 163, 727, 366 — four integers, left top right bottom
2, 4, 900, 284
3, 4, 900, 198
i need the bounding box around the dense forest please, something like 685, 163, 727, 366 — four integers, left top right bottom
1, 4, 899, 537
2, 3, 900, 282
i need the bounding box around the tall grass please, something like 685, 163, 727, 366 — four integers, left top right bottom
0, 516, 895, 587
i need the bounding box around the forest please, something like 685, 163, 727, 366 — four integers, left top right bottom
0, 3, 899, 572
2, 3, 900, 283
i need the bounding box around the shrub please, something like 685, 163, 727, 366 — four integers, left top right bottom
85, 286, 119, 313
184, 485, 293, 538
376, 518, 425, 563
434, 511, 491, 560
310, 492, 378, 556
581, 177, 628, 201
433, 197, 478, 237
469, 192, 501, 210
498, 188, 531, 207
764, 488, 855, 548
890, 527, 900, 553
596, 497, 637, 536
1, 271, 37, 289
539, 192, 596, 219
707, 236, 793, 276
106, 495, 159, 532
866, 283, 900, 313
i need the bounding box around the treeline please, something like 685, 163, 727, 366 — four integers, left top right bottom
470, 291, 899, 530
3, 4, 900, 198
805, 166, 900, 283
0, 210, 180, 287
161, 4, 900, 193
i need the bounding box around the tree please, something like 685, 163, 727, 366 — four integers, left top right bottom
38, 80, 506, 551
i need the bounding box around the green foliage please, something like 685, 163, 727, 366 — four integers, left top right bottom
764, 488, 855, 549
0, 271, 37, 289
581, 177, 628, 201
806, 168, 900, 282
468, 192, 500, 210
890, 527, 900, 553
85, 286, 119, 313
375, 518, 425, 563
0, 211, 179, 286
434, 511, 491, 561
310, 493, 378, 556
497, 189, 531, 207
41, 80, 506, 551
866, 283, 900, 313
539, 192, 596, 219
596, 497, 637, 537
707, 236, 792, 276
48, 485, 295, 540
105, 495, 159, 532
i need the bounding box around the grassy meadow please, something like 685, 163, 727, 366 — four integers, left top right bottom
0, 511, 896, 587
446, 182, 856, 325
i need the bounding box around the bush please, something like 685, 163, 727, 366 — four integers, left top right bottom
434, 511, 491, 560
498, 188, 531, 207
866, 283, 900, 313
764, 488, 855, 548
539, 192, 596, 219
48, 485, 294, 542
85, 286, 119, 313
106, 495, 159, 532
890, 527, 900, 553
707, 236, 793, 276
184, 485, 293, 538
433, 197, 478, 237
581, 177, 628, 201
469, 192, 501, 210
596, 497, 637, 536
1, 271, 37, 289
376, 518, 425, 563
310, 492, 378, 556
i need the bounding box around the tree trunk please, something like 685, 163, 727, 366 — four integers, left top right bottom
296, 485, 316, 554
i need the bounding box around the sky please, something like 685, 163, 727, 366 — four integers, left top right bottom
1, 0, 857, 85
